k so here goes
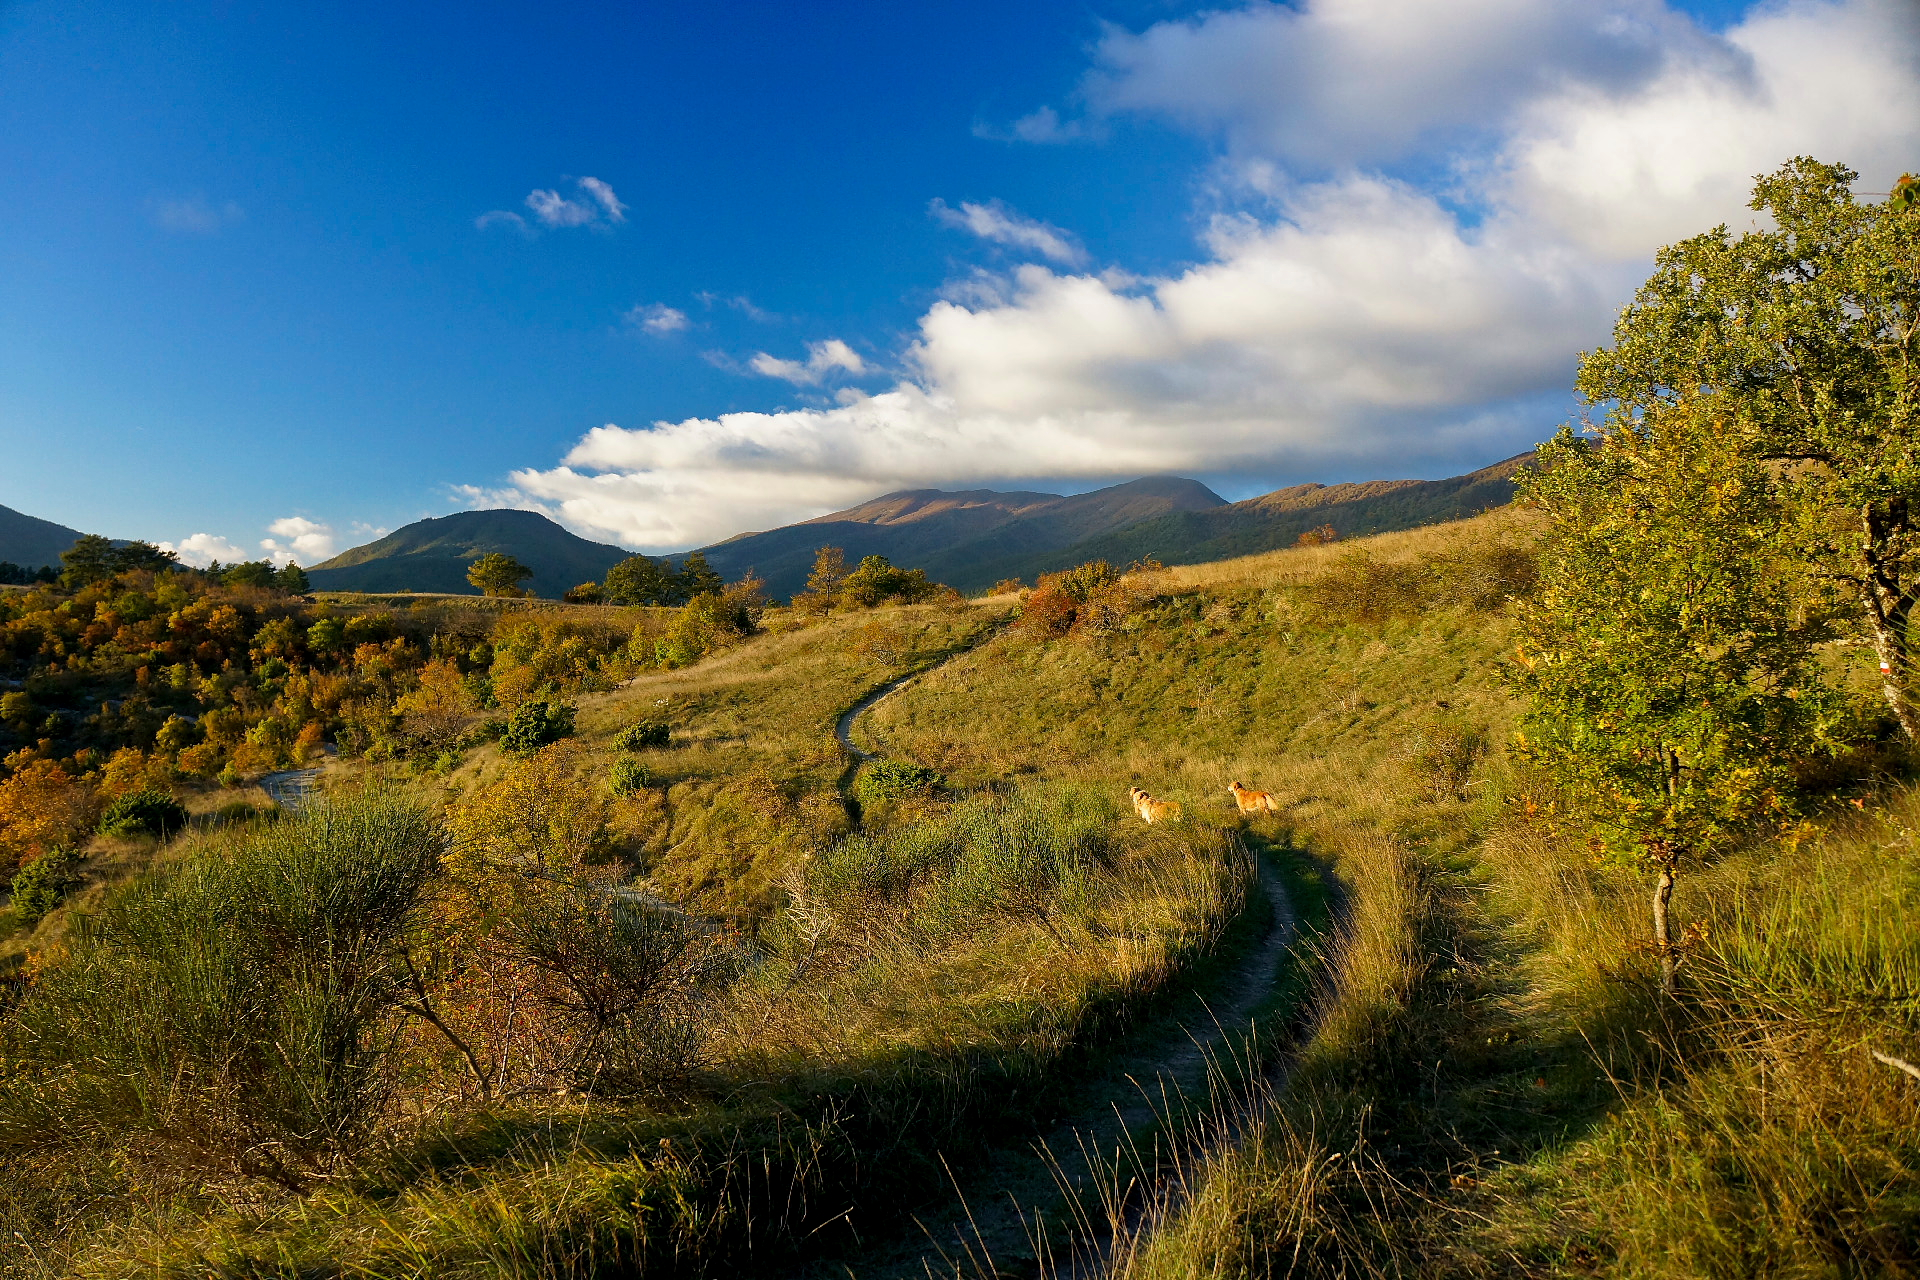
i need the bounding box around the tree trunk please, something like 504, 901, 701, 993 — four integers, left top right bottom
1859, 501, 1920, 741
1652, 862, 1677, 996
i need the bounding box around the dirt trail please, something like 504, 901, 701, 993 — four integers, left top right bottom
807, 626, 1298, 1279
259, 767, 322, 812
834, 669, 921, 760
821, 863, 1294, 1280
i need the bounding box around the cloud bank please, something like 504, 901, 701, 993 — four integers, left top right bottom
503, 0, 1920, 552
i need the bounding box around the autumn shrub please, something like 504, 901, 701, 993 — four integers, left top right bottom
0, 794, 444, 1188
1016, 582, 1080, 638
0, 758, 95, 874
97, 790, 188, 840
1015, 559, 1158, 641
444, 745, 725, 1095
614, 719, 671, 751
1296, 522, 1339, 547
1399, 723, 1486, 801
500, 699, 575, 755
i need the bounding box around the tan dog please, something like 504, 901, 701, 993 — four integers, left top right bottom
1227, 781, 1281, 814
1129, 786, 1181, 825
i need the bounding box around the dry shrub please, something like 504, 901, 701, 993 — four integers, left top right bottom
1306, 542, 1537, 623
1398, 723, 1486, 801
436, 743, 727, 1098
1014, 559, 1163, 642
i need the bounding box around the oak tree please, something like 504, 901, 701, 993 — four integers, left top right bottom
1512, 398, 1851, 992
1579, 158, 1920, 736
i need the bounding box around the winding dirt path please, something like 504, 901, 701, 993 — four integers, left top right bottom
834, 669, 922, 761
813, 619, 1299, 1278
259, 767, 322, 812
833, 862, 1295, 1280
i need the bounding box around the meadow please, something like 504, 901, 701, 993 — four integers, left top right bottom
2, 504, 1916, 1278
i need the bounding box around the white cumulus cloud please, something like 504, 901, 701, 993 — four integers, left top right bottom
260, 517, 337, 566
748, 339, 868, 385
627, 303, 690, 335
160, 533, 249, 567
496, 0, 1920, 553
930, 198, 1087, 265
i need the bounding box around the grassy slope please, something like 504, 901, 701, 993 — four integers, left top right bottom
13, 510, 1916, 1277
868, 512, 1920, 1278
4, 599, 1261, 1278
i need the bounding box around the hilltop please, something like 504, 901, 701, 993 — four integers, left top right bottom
0, 504, 95, 571
697, 475, 1227, 598
697, 456, 1528, 597
306, 508, 637, 598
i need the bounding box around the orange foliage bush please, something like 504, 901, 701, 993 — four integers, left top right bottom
0, 755, 95, 873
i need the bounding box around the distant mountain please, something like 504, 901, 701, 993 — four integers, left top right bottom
974, 453, 1533, 590
699, 476, 1229, 598
307, 510, 637, 598
698, 455, 1529, 599
0, 504, 92, 570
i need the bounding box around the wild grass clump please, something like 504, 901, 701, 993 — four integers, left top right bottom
0, 793, 442, 1191
1304, 539, 1536, 623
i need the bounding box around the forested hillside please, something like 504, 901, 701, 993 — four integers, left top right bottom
308, 509, 637, 598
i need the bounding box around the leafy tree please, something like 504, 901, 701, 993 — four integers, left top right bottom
467, 552, 533, 598
223, 560, 279, 589
794, 545, 847, 611
1578, 158, 1920, 736
837, 554, 940, 608
1511, 399, 1852, 992
563, 581, 604, 604
307, 616, 347, 653
58, 535, 118, 588
677, 550, 723, 600
275, 563, 310, 593
602, 554, 681, 606
58, 536, 179, 588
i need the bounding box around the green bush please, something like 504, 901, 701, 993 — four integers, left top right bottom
609, 756, 653, 796
98, 789, 188, 840
9, 847, 81, 927
800, 786, 1112, 944
500, 700, 575, 755
615, 719, 671, 751
0, 794, 444, 1187
854, 758, 943, 806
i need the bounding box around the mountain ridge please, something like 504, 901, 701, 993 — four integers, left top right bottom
0, 504, 95, 571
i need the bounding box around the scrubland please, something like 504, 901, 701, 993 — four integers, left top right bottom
2, 507, 1915, 1277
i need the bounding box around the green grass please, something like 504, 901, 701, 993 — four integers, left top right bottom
10, 509, 1916, 1278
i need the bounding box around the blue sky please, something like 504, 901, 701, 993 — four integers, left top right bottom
2, 0, 1915, 562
